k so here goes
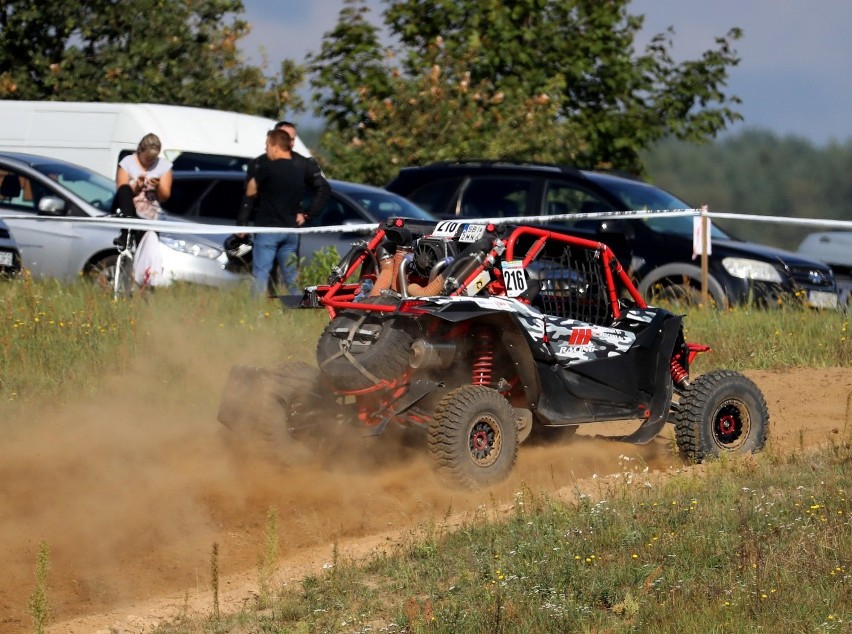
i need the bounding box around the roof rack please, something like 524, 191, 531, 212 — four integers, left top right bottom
421, 159, 581, 175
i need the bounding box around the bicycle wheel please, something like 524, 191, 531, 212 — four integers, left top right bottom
113, 250, 134, 299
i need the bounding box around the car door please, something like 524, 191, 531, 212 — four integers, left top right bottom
0, 165, 80, 278
456, 176, 536, 220
300, 192, 374, 260
542, 178, 634, 265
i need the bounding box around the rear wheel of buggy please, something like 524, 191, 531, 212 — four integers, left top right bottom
316, 302, 414, 391
429, 385, 518, 489
217, 361, 319, 466
674, 370, 768, 463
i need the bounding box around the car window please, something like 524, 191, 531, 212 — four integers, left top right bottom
544, 181, 613, 217
165, 180, 211, 217
308, 196, 364, 226
29, 161, 116, 212
197, 180, 243, 221
459, 177, 532, 218
404, 177, 464, 215
348, 191, 434, 221
0, 169, 49, 211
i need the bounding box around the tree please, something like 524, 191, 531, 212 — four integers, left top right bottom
0, 0, 303, 118
311, 0, 742, 178
318, 41, 583, 184
306, 0, 392, 132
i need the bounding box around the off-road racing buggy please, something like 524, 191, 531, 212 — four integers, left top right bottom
218, 217, 769, 488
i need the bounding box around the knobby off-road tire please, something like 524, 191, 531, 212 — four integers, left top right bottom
674, 369, 769, 463
218, 361, 319, 465
429, 385, 519, 489
316, 309, 414, 391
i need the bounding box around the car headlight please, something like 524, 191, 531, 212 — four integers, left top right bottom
721, 257, 783, 282
159, 235, 223, 260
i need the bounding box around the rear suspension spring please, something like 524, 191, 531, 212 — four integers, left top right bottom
471, 326, 495, 387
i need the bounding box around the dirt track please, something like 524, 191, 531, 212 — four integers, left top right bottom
1, 365, 849, 634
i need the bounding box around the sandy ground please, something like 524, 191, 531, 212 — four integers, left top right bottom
0, 363, 849, 634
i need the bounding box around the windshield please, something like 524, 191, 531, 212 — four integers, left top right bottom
346, 190, 435, 221
31, 161, 116, 211
588, 174, 731, 239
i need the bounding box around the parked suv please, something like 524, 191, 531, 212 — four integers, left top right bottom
386, 161, 839, 309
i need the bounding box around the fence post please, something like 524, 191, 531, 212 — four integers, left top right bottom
701, 204, 709, 305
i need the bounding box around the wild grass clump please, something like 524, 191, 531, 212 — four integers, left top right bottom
156, 442, 852, 633
0, 277, 328, 408
0, 275, 136, 403
28, 540, 50, 634
681, 303, 850, 370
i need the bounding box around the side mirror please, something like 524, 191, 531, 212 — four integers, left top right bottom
37, 196, 67, 216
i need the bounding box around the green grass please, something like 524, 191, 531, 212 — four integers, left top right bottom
1, 279, 849, 632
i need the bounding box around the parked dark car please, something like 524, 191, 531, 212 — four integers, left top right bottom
386, 161, 839, 309
0, 218, 22, 277
164, 171, 437, 261
797, 231, 852, 307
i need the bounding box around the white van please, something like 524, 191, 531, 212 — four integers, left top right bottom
0, 101, 310, 178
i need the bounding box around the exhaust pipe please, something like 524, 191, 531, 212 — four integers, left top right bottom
409, 339, 457, 369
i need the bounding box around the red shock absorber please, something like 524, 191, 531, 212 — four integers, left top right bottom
471, 326, 495, 387
670, 356, 689, 389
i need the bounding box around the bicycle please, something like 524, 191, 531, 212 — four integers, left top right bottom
111, 217, 138, 299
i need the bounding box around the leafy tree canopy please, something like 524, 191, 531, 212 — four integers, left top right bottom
311, 0, 742, 183
0, 0, 304, 117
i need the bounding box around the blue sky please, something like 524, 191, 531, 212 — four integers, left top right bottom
240, 0, 852, 146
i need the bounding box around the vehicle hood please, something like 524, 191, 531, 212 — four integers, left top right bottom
710, 238, 833, 270
158, 211, 227, 248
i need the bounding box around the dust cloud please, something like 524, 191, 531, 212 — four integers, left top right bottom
1, 311, 848, 633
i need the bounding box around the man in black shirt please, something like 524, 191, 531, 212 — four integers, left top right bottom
239, 128, 330, 297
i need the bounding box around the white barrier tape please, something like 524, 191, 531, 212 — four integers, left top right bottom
0, 207, 849, 234
706, 212, 852, 229
0, 208, 701, 236
474, 208, 701, 226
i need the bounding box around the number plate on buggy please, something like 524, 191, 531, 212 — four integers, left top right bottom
458, 224, 486, 243
0, 250, 13, 267
501, 260, 527, 297
431, 220, 463, 237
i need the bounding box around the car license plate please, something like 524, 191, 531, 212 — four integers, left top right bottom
807, 290, 838, 309
0, 251, 12, 267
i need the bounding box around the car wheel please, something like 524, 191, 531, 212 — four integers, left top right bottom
429, 385, 519, 489
674, 370, 769, 463
638, 264, 727, 310
85, 254, 118, 290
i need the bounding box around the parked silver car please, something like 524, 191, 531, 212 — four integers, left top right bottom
0, 152, 247, 287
